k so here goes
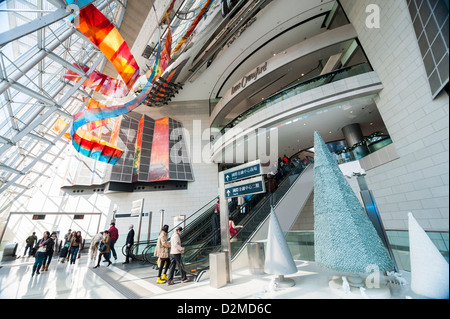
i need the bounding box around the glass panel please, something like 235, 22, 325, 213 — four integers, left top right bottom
216, 63, 373, 135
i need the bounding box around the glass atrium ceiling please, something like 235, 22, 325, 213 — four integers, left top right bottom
0, 0, 214, 213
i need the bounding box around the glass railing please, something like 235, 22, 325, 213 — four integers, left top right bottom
331, 129, 393, 164
279, 230, 450, 272
213, 63, 372, 137
386, 230, 449, 272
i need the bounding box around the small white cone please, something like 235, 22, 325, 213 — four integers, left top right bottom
264, 207, 297, 287
409, 212, 449, 299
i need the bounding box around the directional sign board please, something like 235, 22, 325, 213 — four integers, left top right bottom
130, 198, 144, 217
225, 176, 265, 198
224, 160, 261, 184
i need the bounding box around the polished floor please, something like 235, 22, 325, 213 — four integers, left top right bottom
0, 251, 426, 300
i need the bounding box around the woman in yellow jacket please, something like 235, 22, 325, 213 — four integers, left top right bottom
93, 230, 111, 268
154, 225, 171, 283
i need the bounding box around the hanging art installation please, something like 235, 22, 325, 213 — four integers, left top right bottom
62, 1, 212, 165
67, 4, 167, 164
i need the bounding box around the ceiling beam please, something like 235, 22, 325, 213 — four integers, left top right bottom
0, 163, 25, 175
9, 82, 56, 106
0, 8, 71, 47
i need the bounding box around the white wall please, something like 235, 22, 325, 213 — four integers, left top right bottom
340, 0, 449, 231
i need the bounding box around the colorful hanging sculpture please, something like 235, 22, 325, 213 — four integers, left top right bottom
67, 1, 211, 165
69, 3, 169, 164
64, 64, 129, 98
75, 4, 140, 89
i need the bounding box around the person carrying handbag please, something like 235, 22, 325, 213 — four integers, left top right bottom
61, 230, 73, 263
32, 231, 50, 276
93, 230, 111, 268
154, 225, 171, 283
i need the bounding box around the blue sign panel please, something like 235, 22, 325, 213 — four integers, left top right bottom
224, 163, 261, 184
225, 179, 264, 198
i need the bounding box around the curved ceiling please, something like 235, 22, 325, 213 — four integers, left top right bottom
173, 0, 338, 102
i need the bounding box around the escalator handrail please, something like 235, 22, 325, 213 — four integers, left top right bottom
231, 164, 312, 259
142, 203, 242, 264
167, 165, 309, 273
123, 196, 219, 260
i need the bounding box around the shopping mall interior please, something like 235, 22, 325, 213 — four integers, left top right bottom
0, 0, 448, 302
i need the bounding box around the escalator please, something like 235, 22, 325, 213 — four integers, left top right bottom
124, 162, 314, 280
122, 196, 222, 263
179, 163, 314, 278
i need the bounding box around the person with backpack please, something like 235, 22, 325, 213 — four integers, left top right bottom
24, 232, 37, 257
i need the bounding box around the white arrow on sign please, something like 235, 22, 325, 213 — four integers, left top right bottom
226, 190, 231, 196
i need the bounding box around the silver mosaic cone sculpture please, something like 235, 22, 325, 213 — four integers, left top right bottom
313, 131, 393, 273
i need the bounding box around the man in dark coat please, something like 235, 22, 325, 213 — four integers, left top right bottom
123, 224, 135, 264
211, 208, 220, 246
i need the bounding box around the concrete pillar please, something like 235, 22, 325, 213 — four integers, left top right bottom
342, 123, 369, 160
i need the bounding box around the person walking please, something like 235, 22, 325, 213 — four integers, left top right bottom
90, 231, 103, 261
64, 231, 75, 263
211, 208, 220, 246
42, 232, 56, 271
68, 231, 82, 264
31, 231, 50, 276
154, 225, 171, 283
23, 232, 37, 257
123, 224, 135, 264
60, 229, 72, 263
108, 222, 119, 261
93, 230, 111, 268
167, 226, 189, 285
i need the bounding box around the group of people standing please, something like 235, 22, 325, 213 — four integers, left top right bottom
24, 231, 58, 276
24, 222, 122, 276
60, 229, 83, 265
24, 221, 192, 285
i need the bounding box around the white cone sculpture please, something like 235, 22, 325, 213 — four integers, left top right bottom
409, 212, 449, 299
264, 207, 298, 287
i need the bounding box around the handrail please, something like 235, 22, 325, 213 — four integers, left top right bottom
123, 196, 219, 261
230, 164, 311, 259
129, 161, 311, 271
214, 63, 372, 136
174, 163, 310, 274
142, 201, 242, 264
